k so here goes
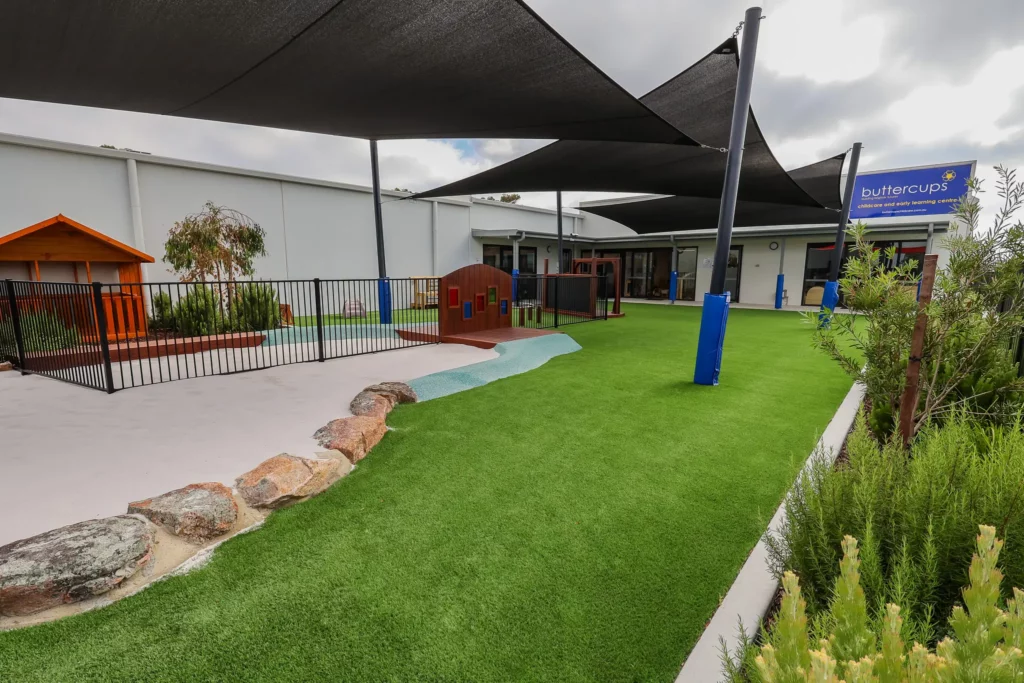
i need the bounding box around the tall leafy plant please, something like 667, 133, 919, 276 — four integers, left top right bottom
811, 167, 1024, 439
163, 201, 267, 284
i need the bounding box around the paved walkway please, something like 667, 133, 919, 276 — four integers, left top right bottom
0, 343, 495, 546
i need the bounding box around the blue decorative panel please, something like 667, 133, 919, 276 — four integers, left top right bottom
500, 299, 509, 315
463, 300, 473, 319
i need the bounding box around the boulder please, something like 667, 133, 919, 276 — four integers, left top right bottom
364, 381, 418, 405
350, 390, 394, 420
0, 515, 155, 617
127, 483, 238, 542
235, 454, 346, 509
313, 416, 388, 463
0, 361, 13, 372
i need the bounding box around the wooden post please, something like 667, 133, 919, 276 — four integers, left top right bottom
898, 254, 939, 447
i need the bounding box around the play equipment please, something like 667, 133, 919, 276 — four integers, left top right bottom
0, 214, 155, 342
571, 256, 623, 317
410, 276, 439, 309
439, 264, 512, 337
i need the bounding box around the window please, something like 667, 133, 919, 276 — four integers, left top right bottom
483, 244, 537, 274
560, 248, 573, 274
487, 286, 497, 304
802, 242, 852, 306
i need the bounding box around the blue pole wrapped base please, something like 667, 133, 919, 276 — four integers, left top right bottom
817, 279, 839, 327
512, 268, 519, 301
694, 293, 730, 386
378, 278, 393, 325
774, 273, 784, 309
669, 271, 678, 304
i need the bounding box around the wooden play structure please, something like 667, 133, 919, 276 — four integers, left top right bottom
0, 214, 154, 341
570, 256, 623, 317
440, 264, 512, 337
410, 276, 439, 309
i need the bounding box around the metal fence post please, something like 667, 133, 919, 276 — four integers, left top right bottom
313, 278, 325, 362
5, 279, 27, 374
91, 282, 116, 393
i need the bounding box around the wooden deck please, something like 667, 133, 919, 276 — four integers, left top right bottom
396, 326, 556, 350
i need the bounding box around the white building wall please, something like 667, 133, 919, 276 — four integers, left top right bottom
0, 141, 134, 244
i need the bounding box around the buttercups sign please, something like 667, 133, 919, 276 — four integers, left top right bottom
850, 161, 975, 219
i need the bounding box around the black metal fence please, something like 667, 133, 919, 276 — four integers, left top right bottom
1, 278, 439, 392
512, 273, 611, 329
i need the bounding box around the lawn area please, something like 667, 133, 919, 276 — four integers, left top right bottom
294, 307, 437, 326
0, 304, 852, 682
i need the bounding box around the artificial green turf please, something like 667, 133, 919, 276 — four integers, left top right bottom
0, 304, 852, 682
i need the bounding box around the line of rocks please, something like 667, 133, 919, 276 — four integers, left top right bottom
0, 381, 417, 620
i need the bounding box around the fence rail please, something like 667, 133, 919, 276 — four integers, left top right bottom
1, 278, 440, 392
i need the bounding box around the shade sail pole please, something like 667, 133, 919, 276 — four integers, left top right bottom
370, 140, 392, 323
555, 190, 563, 328
819, 141, 861, 322
694, 6, 762, 386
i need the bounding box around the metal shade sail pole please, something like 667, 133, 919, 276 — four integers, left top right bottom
555, 190, 563, 328
370, 140, 392, 324
820, 141, 861, 322
693, 6, 763, 386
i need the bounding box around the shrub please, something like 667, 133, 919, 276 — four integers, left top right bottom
172, 286, 223, 336
231, 283, 280, 332
765, 412, 1024, 644
726, 526, 1024, 682
810, 167, 1024, 440
148, 292, 174, 332
0, 310, 80, 352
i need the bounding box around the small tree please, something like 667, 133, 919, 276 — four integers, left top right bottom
163, 201, 267, 284
499, 193, 521, 204
810, 167, 1024, 439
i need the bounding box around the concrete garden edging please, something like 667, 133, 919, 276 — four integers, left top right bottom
674, 381, 866, 683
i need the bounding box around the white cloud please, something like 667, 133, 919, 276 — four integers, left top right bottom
759, 0, 888, 84
886, 45, 1024, 147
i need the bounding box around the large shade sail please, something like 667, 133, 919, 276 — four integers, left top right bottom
580, 156, 845, 234
0, 0, 692, 144
413, 38, 821, 208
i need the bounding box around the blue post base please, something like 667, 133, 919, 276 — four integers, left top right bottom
817, 279, 839, 327
774, 273, 784, 309
669, 271, 678, 304
512, 268, 519, 301
378, 278, 393, 324
694, 293, 730, 386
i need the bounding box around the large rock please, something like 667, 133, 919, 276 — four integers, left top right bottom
0, 515, 155, 617
127, 483, 238, 542
235, 454, 346, 509
364, 381, 418, 405
0, 361, 13, 372
313, 416, 388, 463
350, 390, 394, 420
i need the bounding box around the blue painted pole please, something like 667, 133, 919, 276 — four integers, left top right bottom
370, 140, 392, 324
694, 7, 762, 386
669, 271, 678, 303
775, 273, 785, 309
819, 141, 861, 325
512, 268, 519, 301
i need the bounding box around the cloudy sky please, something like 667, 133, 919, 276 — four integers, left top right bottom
2, 0, 1022, 218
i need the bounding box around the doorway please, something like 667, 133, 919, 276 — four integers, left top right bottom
724, 246, 742, 302
676, 247, 698, 301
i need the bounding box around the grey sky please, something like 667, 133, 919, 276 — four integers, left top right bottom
1, 0, 1022, 217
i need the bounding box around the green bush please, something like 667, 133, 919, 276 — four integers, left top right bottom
725, 526, 1024, 682
0, 310, 80, 352
230, 283, 280, 332
148, 292, 174, 332
765, 412, 1024, 644
172, 286, 223, 336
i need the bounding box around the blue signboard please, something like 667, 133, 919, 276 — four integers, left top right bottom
850, 162, 974, 219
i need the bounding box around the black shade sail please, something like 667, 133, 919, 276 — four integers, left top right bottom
579, 156, 845, 234
0, 0, 693, 144
413, 38, 821, 208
